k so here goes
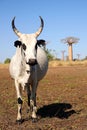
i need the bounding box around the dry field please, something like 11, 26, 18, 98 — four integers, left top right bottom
0, 63, 87, 130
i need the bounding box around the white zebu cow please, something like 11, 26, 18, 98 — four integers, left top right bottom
9, 16, 48, 123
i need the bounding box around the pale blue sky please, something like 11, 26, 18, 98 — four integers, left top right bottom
0, 0, 87, 62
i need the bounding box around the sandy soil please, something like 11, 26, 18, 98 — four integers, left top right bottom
0, 65, 87, 130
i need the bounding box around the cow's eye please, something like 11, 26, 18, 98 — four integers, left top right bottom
22, 44, 26, 50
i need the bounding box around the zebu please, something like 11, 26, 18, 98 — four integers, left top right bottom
9, 16, 48, 123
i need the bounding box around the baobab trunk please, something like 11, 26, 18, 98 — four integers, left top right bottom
68, 44, 73, 61
62, 52, 64, 61
61, 51, 65, 61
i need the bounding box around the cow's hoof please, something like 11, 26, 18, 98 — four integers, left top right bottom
32, 118, 38, 123
16, 119, 24, 124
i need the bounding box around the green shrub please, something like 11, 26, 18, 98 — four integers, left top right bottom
4, 58, 11, 64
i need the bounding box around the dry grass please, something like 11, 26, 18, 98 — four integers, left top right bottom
0, 64, 9, 69
1, 60, 87, 69
49, 60, 87, 67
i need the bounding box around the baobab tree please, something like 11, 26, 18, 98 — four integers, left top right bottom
61, 36, 79, 61
77, 54, 80, 60
61, 50, 66, 61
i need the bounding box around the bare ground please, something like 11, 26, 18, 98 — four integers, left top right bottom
0, 65, 87, 130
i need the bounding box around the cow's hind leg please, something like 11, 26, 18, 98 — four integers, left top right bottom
15, 80, 23, 124
25, 84, 31, 116
30, 82, 38, 122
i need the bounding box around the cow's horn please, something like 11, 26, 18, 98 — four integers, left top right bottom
12, 17, 22, 37
35, 16, 44, 37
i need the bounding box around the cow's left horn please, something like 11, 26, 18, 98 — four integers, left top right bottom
35, 16, 44, 37
12, 17, 22, 37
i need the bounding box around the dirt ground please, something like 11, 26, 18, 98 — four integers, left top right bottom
0, 65, 87, 130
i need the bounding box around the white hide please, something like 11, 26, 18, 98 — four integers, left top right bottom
9, 45, 48, 87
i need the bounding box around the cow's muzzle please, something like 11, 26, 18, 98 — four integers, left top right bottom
26, 59, 37, 66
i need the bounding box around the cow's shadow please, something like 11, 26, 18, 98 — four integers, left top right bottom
37, 103, 76, 119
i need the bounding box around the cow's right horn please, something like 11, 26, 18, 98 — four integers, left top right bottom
12, 17, 22, 37
35, 16, 44, 37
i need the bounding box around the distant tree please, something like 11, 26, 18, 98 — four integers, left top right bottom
45, 49, 54, 61
83, 56, 87, 61
4, 58, 11, 64
61, 36, 79, 61
85, 56, 87, 60
77, 54, 80, 60
61, 50, 66, 61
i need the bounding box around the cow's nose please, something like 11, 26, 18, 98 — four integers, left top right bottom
26, 59, 37, 66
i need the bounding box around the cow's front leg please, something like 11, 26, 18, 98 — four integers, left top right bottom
30, 99, 37, 122
30, 82, 38, 122
15, 80, 23, 123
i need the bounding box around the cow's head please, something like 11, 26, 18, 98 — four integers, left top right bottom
12, 16, 44, 66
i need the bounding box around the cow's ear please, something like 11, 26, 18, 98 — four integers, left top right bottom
37, 39, 45, 46
14, 40, 22, 47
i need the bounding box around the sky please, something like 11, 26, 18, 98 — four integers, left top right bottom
0, 0, 87, 62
